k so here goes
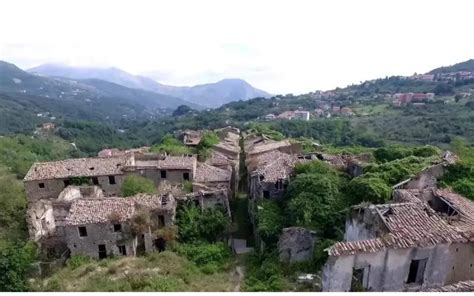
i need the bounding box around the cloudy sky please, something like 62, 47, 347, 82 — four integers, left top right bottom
1, 0, 473, 94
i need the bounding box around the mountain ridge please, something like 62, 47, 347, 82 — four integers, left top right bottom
28, 63, 272, 107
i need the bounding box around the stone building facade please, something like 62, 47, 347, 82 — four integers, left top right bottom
64, 194, 176, 259
322, 188, 474, 292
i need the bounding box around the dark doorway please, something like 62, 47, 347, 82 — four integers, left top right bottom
154, 238, 166, 252
92, 177, 99, 185
118, 245, 127, 256
158, 215, 165, 228
98, 244, 107, 259
136, 234, 146, 255
407, 258, 427, 284
263, 190, 270, 199
183, 172, 190, 181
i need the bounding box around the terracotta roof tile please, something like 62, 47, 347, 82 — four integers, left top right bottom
65, 194, 175, 226
329, 194, 474, 256
24, 156, 132, 181
426, 280, 474, 292
194, 163, 231, 183
249, 150, 307, 183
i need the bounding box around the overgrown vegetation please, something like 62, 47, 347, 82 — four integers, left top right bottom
176, 203, 230, 243
150, 134, 192, 156
121, 175, 157, 197
31, 251, 235, 292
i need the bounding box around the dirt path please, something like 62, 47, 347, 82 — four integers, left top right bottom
233, 265, 244, 292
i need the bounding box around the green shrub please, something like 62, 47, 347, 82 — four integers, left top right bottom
243, 252, 288, 292
174, 242, 230, 268
182, 180, 193, 193
347, 176, 391, 204
150, 134, 192, 156
0, 241, 37, 291
66, 255, 92, 270
176, 203, 229, 243
451, 179, 474, 200
255, 200, 285, 247
121, 175, 157, 197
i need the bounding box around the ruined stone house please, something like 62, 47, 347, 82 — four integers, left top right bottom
247, 150, 305, 200
179, 129, 203, 146
24, 156, 134, 200
125, 154, 197, 187
207, 129, 241, 198
194, 163, 232, 193
64, 193, 176, 259
322, 188, 474, 292
278, 227, 317, 263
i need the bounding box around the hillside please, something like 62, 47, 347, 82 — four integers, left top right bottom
0, 61, 204, 133
428, 59, 474, 74
29, 64, 272, 107
30, 251, 237, 292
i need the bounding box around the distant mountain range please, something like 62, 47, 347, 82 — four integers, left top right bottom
28, 64, 272, 108
0, 60, 206, 133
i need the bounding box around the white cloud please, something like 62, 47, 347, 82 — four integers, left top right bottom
1, 0, 474, 94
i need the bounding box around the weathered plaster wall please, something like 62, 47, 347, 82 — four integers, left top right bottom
65, 223, 136, 259
322, 243, 467, 292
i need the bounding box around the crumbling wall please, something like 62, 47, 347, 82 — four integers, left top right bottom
344, 207, 387, 241
322, 243, 457, 291
27, 200, 56, 241
65, 223, 136, 259
405, 164, 446, 190
278, 227, 317, 263
248, 175, 285, 200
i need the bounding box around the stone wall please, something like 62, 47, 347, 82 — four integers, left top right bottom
25, 173, 126, 201
278, 227, 317, 263
322, 242, 474, 291
65, 222, 137, 259
249, 175, 286, 200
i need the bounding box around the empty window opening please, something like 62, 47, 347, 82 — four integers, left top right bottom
407, 258, 427, 284
158, 215, 165, 227
98, 244, 107, 259
113, 224, 122, 232
275, 179, 284, 190
64, 179, 71, 187
39, 182, 45, 188
92, 177, 99, 185
259, 175, 264, 182
154, 238, 166, 252
161, 170, 167, 179
183, 172, 190, 181
118, 245, 126, 256
351, 267, 369, 291
108, 175, 116, 185
78, 226, 88, 237
263, 190, 270, 199
428, 197, 458, 216
89, 167, 95, 171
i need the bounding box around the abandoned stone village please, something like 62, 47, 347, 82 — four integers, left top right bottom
24, 126, 474, 291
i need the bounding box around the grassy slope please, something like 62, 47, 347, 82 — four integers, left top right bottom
30, 251, 238, 292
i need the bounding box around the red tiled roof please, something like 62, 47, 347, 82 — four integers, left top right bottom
426, 280, 474, 292
329, 193, 474, 256
24, 156, 132, 181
